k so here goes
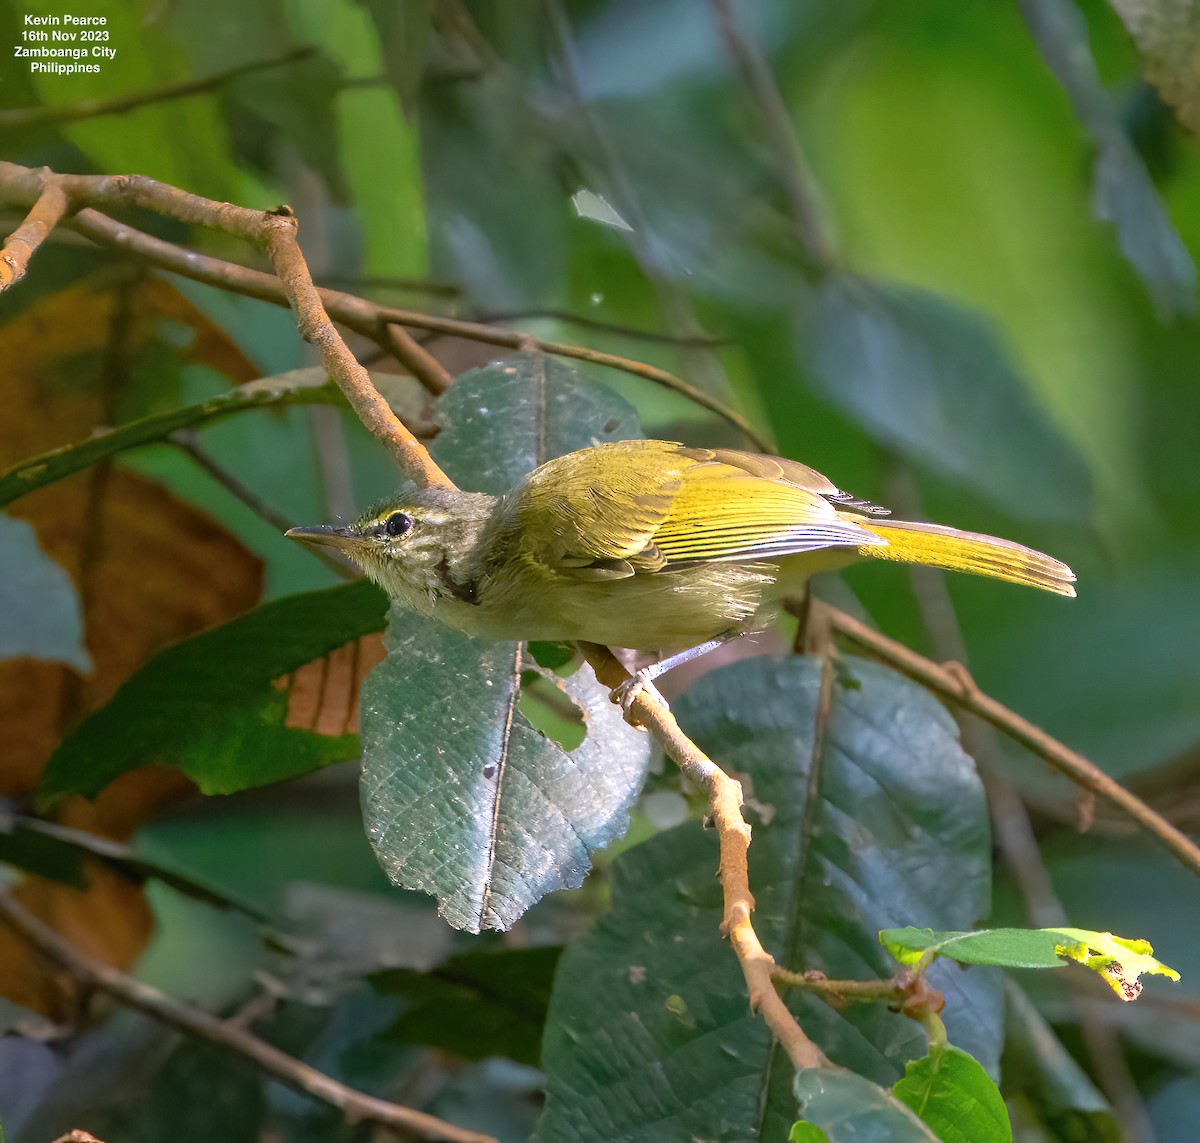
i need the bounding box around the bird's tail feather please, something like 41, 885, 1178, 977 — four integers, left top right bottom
856, 519, 1076, 597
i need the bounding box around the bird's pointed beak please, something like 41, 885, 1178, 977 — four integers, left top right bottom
285, 524, 360, 551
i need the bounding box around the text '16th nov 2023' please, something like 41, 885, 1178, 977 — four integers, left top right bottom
13, 13, 116, 76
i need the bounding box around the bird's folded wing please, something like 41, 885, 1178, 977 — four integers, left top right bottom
650, 464, 885, 565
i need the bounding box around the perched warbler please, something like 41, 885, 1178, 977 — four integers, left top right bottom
286, 440, 1075, 658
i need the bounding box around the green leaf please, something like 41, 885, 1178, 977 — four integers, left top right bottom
789, 1123, 831, 1142
1001, 980, 1119, 1142
880, 927, 1070, 970
892, 1045, 1011, 1143
794, 1068, 939, 1142
431, 354, 644, 494
39, 581, 387, 802
535, 655, 1000, 1141
358, 355, 650, 932
880, 926, 1180, 998
371, 945, 562, 1066
801, 275, 1093, 521
0, 515, 89, 672
0, 372, 340, 510
361, 616, 650, 932
1020, 0, 1196, 318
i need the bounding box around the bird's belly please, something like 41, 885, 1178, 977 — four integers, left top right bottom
455, 562, 777, 651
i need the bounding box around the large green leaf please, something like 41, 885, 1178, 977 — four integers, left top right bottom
361, 616, 649, 931
0, 515, 89, 671
0, 372, 340, 510
535, 654, 1000, 1141
359, 356, 650, 932
39, 581, 387, 801
800, 274, 1093, 522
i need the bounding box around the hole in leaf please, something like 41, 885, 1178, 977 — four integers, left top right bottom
519, 669, 586, 751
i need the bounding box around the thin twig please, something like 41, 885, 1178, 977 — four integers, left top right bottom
710, 0, 835, 270
0, 891, 498, 1143
825, 604, 1200, 878
579, 643, 825, 1071
0, 48, 317, 129
0, 182, 70, 291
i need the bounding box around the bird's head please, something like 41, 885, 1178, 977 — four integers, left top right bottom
286, 485, 496, 611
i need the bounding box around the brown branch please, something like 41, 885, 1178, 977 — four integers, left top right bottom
578, 643, 825, 1071
0, 162, 764, 448
0, 164, 448, 485
710, 0, 835, 270
258, 210, 454, 487
383, 321, 453, 395
0, 48, 317, 129
825, 604, 1200, 878
0, 891, 498, 1143
0, 181, 70, 292
75, 202, 764, 447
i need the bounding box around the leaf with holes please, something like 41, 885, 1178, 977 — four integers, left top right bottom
361, 612, 649, 931
535, 655, 1001, 1141
358, 354, 651, 931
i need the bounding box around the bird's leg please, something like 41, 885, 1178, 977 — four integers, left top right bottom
612, 630, 745, 715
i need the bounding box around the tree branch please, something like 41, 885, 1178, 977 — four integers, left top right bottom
0, 181, 70, 292
0, 890, 498, 1143
578, 643, 826, 1071
258, 209, 454, 488
825, 603, 1200, 878
0, 161, 766, 449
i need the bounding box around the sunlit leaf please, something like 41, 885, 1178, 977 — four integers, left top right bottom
535, 655, 1000, 1140
880, 925, 1179, 1000
892, 1044, 1011, 1143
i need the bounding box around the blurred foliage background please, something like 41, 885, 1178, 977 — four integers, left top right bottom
1, 0, 1199, 1139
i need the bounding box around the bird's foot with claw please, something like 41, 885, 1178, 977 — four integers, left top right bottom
612, 672, 669, 724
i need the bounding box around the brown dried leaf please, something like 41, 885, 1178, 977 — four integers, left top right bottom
276, 633, 387, 736
0, 275, 264, 1017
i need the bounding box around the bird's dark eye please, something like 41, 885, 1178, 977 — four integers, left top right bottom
384, 512, 414, 537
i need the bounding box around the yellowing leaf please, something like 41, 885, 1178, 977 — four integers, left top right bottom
1052, 928, 1180, 1002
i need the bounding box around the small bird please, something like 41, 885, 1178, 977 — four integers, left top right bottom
286, 440, 1075, 665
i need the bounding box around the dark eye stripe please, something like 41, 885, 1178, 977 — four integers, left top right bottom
385, 512, 414, 537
